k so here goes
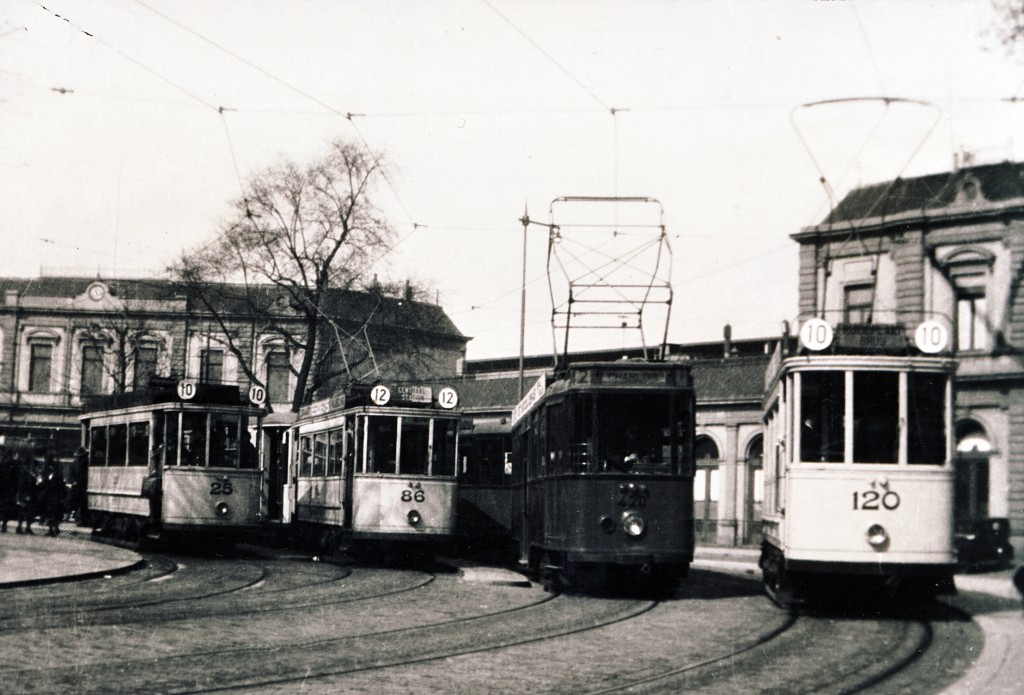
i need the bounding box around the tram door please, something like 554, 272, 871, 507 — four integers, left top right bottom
264, 426, 288, 521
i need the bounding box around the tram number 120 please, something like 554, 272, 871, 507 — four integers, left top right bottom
852, 489, 900, 510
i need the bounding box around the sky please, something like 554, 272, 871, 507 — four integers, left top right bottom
1, 0, 1022, 360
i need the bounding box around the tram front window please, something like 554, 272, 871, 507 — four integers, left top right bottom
181, 413, 207, 467
595, 394, 675, 474
399, 417, 429, 475
209, 413, 240, 468
800, 372, 844, 463
852, 372, 899, 464
366, 416, 398, 473
908, 373, 947, 465
432, 418, 457, 477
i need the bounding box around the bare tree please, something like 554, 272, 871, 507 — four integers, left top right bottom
990, 1, 1024, 53
170, 139, 434, 412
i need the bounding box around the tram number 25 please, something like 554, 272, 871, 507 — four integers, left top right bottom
401, 490, 425, 503
210, 480, 234, 496
852, 489, 899, 510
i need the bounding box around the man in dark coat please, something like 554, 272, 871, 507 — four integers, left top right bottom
15, 459, 39, 535
39, 458, 66, 537
0, 453, 18, 532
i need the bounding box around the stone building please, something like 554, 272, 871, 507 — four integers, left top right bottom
792, 160, 1024, 557
0, 275, 468, 462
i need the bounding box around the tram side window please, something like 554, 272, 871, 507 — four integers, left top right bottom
908, 373, 947, 465
431, 418, 457, 477
313, 432, 327, 476
853, 372, 899, 464
546, 402, 568, 474
128, 422, 149, 467
800, 372, 845, 463
181, 413, 207, 466
90, 426, 107, 467
366, 416, 398, 474
209, 414, 240, 468
327, 428, 343, 476
571, 394, 594, 470
164, 413, 179, 466
398, 416, 429, 475
108, 423, 128, 467
300, 435, 313, 476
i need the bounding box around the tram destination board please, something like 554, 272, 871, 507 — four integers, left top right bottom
834, 323, 907, 354
571, 366, 672, 386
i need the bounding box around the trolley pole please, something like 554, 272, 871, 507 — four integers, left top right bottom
518, 204, 529, 399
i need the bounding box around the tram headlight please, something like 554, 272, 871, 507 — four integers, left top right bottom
215, 502, 230, 518
407, 509, 422, 526
866, 523, 889, 548
622, 512, 646, 538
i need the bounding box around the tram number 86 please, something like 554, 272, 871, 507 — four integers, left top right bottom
401, 490, 426, 503
852, 489, 900, 510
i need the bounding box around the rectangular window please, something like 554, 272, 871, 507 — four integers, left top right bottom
133, 345, 158, 390
313, 432, 327, 476
181, 412, 207, 466
266, 352, 290, 403
852, 371, 899, 464
128, 422, 150, 467
957, 293, 990, 352
299, 435, 313, 476
800, 371, 845, 463
90, 426, 107, 467
164, 412, 179, 466
907, 373, 947, 465
81, 345, 105, 395
366, 416, 398, 474
109, 423, 128, 467
431, 418, 458, 477
28, 343, 53, 393
200, 349, 224, 384
209, 413, 239, 468
844, 284, 874, 324
327, 428, 343, 476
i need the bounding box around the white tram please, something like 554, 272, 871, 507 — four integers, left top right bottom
81, 379, 266, 542
289, 381, 460, 554
760, 318, 958, 606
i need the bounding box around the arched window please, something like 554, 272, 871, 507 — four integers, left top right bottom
694, 435, 720, 542
744, 435, 764, 544
954, 420, 991, 528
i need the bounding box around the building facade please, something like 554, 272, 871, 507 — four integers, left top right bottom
0, 275, 468, 462
792, 161, 1024, 557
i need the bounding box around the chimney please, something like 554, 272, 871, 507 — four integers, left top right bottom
5, 289, 19, 306
723, 323, 732, 358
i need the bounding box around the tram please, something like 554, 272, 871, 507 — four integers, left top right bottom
289, 380, 461, 557
80, 378, 266, 543
759, 317, 958, 606
511, 360, 696, 591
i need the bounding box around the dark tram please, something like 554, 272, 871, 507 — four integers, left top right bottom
510, 360, 696, 591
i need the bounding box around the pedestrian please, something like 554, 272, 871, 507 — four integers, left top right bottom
15, 457, 39, 535
39, 457, 65, 537
1013, 564, 1024, 612
68, 447, 88, 523
0, 452, 18, 532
